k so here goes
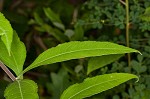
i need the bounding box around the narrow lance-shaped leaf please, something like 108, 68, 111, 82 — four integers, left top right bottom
34, 12, 44, 25
4, 79, 39, 99
0, 12, 13, 55
60, 73, 138, 99
0, 31, 26, 76
43, 24, 68, 43
43, 7, 65, 30
22, 41, 139, 74
87, 54, 123, 75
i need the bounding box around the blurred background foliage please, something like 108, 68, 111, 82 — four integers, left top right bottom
0, 0, 150, 99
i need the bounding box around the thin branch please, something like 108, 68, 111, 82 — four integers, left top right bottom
71, 7, 78, 24
0, 61, 16, 81
125, 0, 131, 67
119, 0, 126, 6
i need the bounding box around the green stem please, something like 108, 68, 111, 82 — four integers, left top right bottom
125, 0, 131, 70
125, 0, 132, 90
0, 61, 16, 81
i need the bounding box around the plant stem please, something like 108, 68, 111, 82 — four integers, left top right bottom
0, 61, 16, 81
125, 0, 132, 90
125, 0, 131, 70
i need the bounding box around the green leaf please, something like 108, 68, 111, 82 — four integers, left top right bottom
43, 7, 65, 30
142, 89, 150, 99
4, 79, 39, 99
0, 80, 9, 99
47, 68, 71, 99
43, 24, 68, 42
71, 24, 84, 41
60, 73, 138, 99
0, 31, 26, 76
87, 54, 123, 75
34, 12, 44, 25
141, 7, 150, 22
22, 41, 139, 74
0, 12, 13, 55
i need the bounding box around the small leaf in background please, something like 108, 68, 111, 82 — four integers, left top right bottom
4, 79, 38, 99
34, 12, 44, 25
43, 24, 68, 42
87, 54, 123, 75
60, 73, 138, 99
137, 54, 143, 63
0, 31, 26, 76
43, 7, 65, 30
46, 68, 71, 99
22, 41, 139, 74
142, 89, 150, 99
131, 60, 147, 74
0, 12, 13, 55
141, 7, 150, 22
71, 24, 84, 41
64, 29, 74, 39
75, 65, 83, 74
0, 80, 9, 99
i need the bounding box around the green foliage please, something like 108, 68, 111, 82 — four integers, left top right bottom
22, 41, 139, 75
1, 0, 149, 98
78, 0, 150, 32
46, 68, 71, 99
71, 24, 84, 41
31, 8, 69, 43
87, 54, 123, 74
0, 11, 27, 81
41, 24, 69, 43
0, 12, 13, 55
60, 73, 138, 99
0, 80, 9, 99
0, 12, 139, 99
43, 7, 65, 30
4, 79, 38, 99
141, 7, 150, 22
0, 31, 26, 76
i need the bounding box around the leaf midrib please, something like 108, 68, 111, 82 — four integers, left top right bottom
17, 80, 23, 99
31, 47, 134, 67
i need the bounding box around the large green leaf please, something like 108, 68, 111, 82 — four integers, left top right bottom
0, 12, 13, 55
0, 31, 26, 76
4, 79, 38, 99
22, 41, 139, 74
60, 73, 138, 99
87, 54, 123, 75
